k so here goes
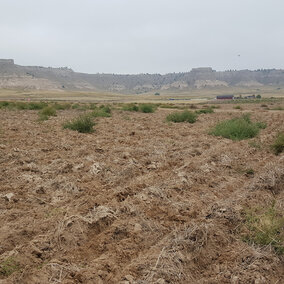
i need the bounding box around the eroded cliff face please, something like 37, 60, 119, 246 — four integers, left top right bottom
0, 60, 284, 92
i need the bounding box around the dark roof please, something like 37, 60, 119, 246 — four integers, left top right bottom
216, 95, 234, 99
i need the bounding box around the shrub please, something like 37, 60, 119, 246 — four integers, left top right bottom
242, 203, 284, 254
122, 104, 139, 111
209, 114, 266, 140
139, 104, 156, 113
234, 105, 242, 110
63, 114, 95, 133
166, 110, 197, 123
271, 133, 284, 155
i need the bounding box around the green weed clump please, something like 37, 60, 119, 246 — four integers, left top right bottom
242, 203, 284, 255
63, 114, 95, 133
138, 104, 156, 113
166, 110, 197, 123
91, 105, 112, 117
38, 106, 57, 121
0, 256, 20, 277
209, 114, 266, 140
271, 133, 284, 155
234, 105, 242, 110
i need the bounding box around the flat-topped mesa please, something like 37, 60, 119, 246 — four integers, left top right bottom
0, 59, 15, 66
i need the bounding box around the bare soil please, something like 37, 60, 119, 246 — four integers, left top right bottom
0, 104, 283, 283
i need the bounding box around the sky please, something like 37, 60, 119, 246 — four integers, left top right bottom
0, 0, 284, 74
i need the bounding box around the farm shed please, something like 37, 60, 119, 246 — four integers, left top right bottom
216, 94, 234, 100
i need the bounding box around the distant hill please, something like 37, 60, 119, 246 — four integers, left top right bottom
1, 59, 284, 93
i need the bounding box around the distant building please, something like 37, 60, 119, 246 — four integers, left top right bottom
244, 95, 256, 99
216, 95, 234, 100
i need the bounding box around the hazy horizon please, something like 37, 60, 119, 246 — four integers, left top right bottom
1, 0, 284, 74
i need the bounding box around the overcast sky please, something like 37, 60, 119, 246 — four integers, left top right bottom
0, 0, 284, 74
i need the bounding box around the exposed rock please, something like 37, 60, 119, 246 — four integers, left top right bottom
4, 193, 14, 202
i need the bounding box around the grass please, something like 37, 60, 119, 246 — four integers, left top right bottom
166, 110, 197, 123
63, 114, 95, 133
271, 133, 284, 155
242, 203, 284, 255
209, 114, 266, 140
234, 105, 242, 110
0, 256, 20, 277
38, 106, 57, 121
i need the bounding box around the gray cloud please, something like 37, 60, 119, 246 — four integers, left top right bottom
0, 0, 284, 74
